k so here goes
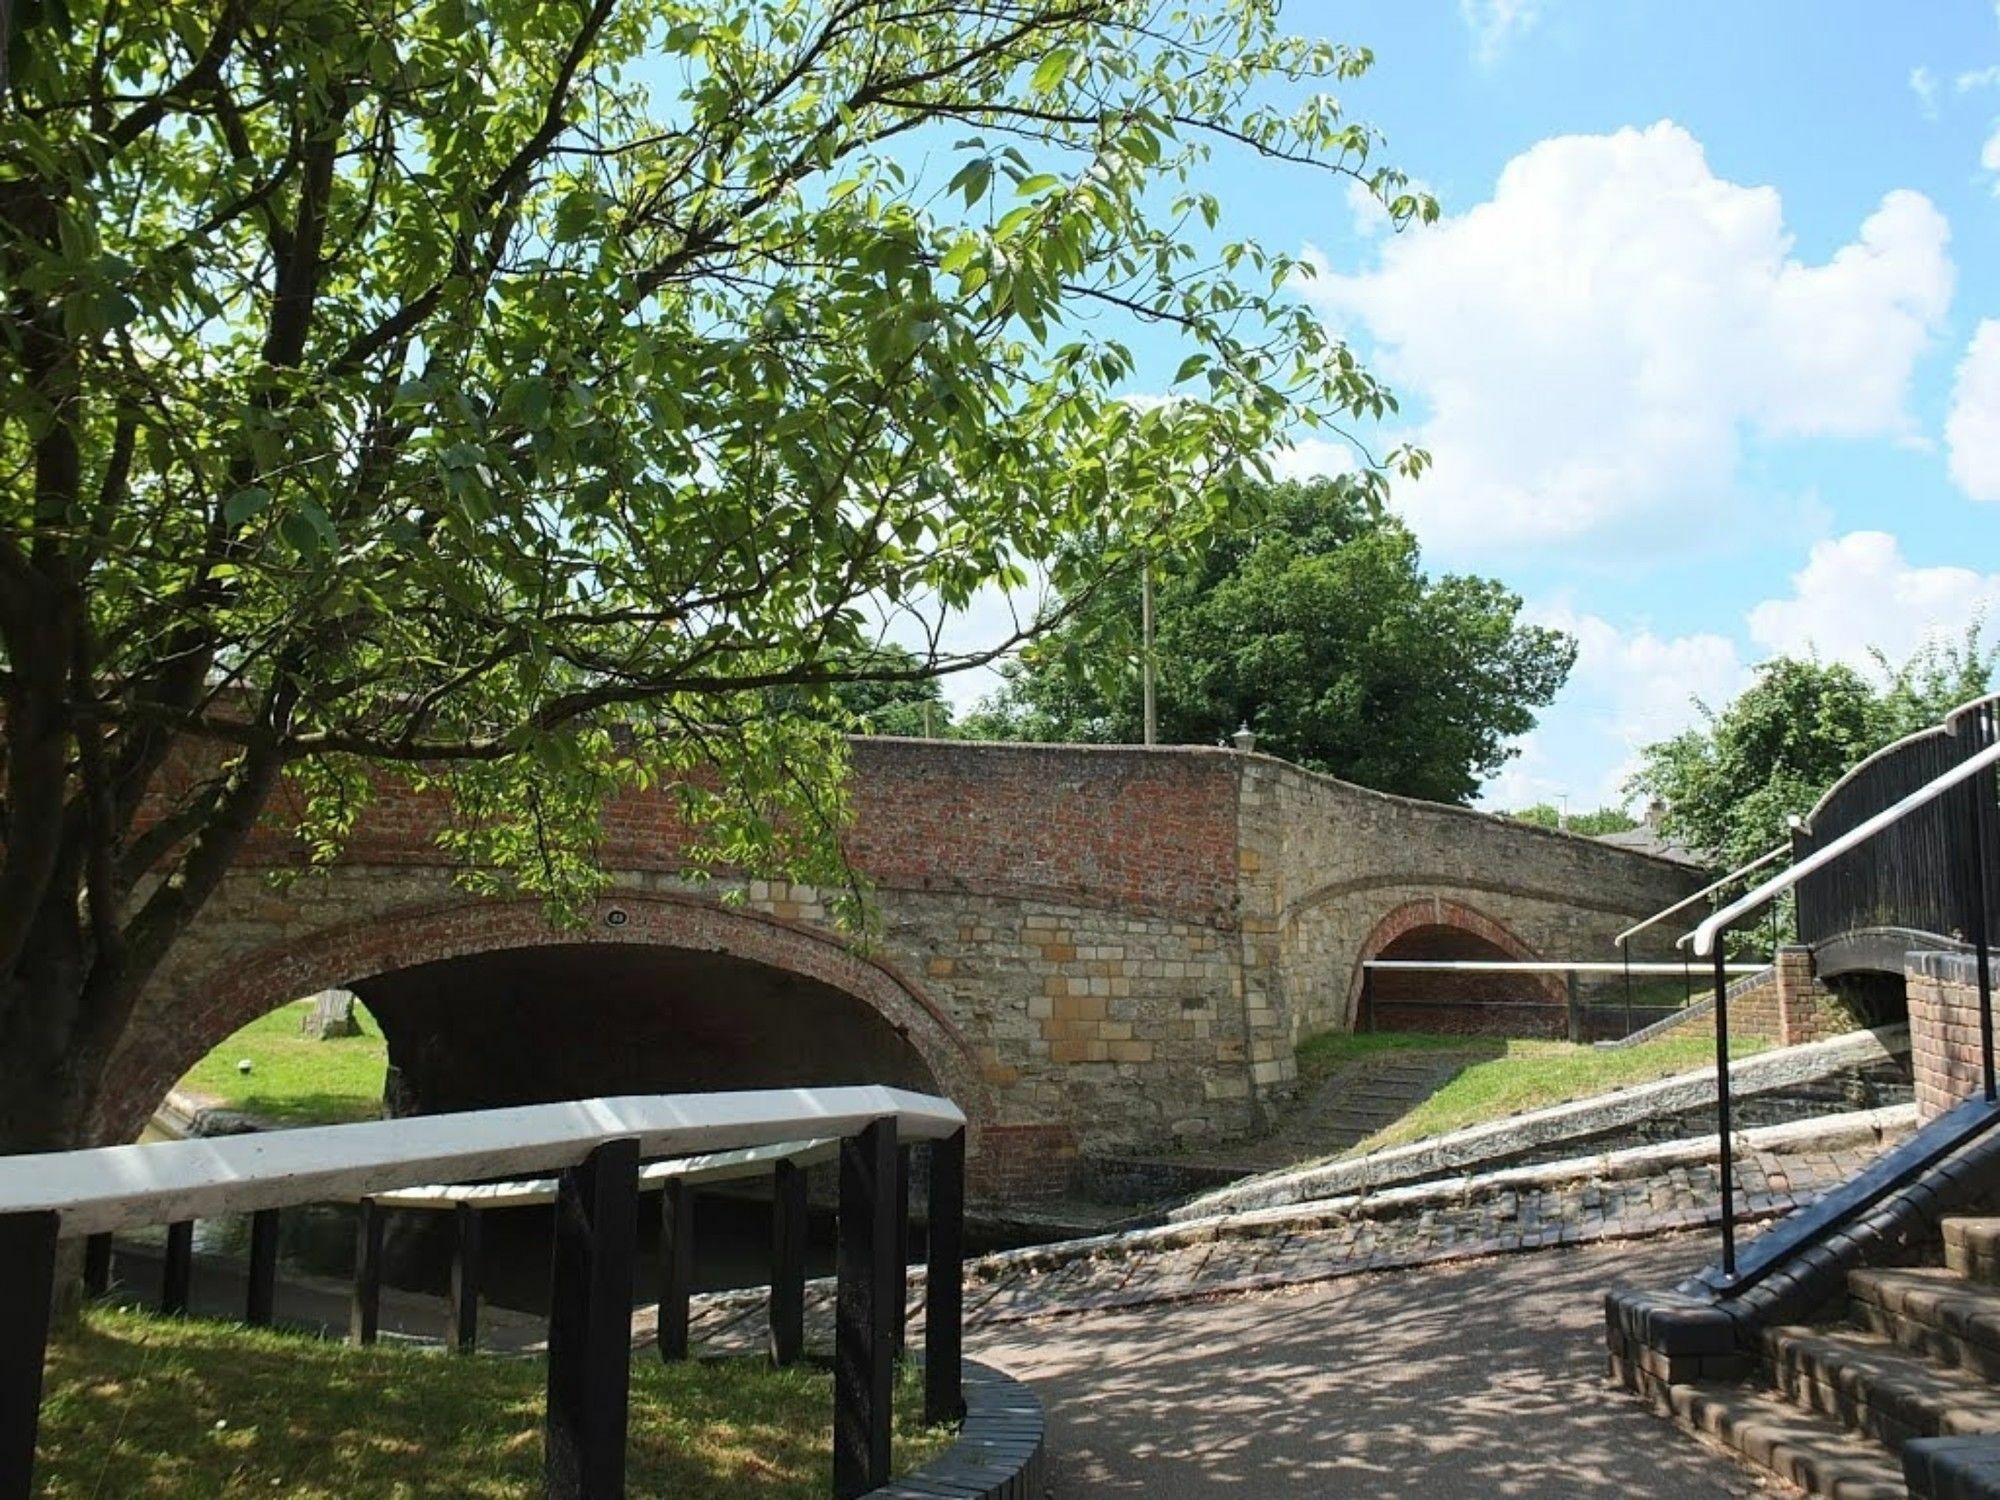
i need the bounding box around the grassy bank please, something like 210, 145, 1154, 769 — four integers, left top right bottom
175, 999, 389, 1126
39, 1307, 949, 1498
1291, 1030, 1770, 1159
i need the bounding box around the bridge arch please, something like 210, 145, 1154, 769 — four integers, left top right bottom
103, 890, 987, 1145
1345, 896, 1563, 1033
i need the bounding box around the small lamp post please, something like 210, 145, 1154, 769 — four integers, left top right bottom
1231, 722, 1256, 754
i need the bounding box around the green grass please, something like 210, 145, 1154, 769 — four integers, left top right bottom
1332, 1031, 1769, 1157
38, 1306, 951, 1498
1293, 1028, 1481, 1088
175, 1000, 389, 1126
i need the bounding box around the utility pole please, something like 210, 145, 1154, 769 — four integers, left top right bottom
1141, 559, 1157, 746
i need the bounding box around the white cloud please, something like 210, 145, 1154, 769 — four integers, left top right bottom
1913, 65, 1940, 118
1460, 0, 1544, 64
1265, 434, 1355, 483
1489, 528, 1997, 807
1960, 65, 2000, 92
1746, 531, 2000, 669
1521, 602, 1749, 803
1303, 122, 1954, 554
1984, 121, 2000, 190
1948, 320, 2000, 501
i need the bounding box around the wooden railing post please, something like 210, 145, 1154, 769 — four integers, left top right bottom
768, 1158, 806, 1368
82, 1232, 113, 1299
924, 1128, 966, 1427
834, 1117, 897, 1500
545, 1137, 639, 1500
657, 1177, 693, 1363
350, 1200, 384, 1346
892, 1145, 913, 1363
448, 1203, 481, 1355
245, 1209, 280, 1327
0, 1211, 58, 1500
160, 1219, 194, 1317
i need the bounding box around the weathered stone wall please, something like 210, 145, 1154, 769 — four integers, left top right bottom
1239, 758, 1699, 1040
108, 739, 1701, 1201
1909, 950, 1990, 1120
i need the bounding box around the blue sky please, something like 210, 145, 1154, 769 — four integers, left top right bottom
927, 1, 2000, 811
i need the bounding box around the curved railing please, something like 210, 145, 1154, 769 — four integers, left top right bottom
1793, 692, 2000, 958
0, 1086, 968, 1500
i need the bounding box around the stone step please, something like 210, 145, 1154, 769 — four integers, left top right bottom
1765, 1324, 2000, 1450
1666, 1380, 1910, 1499
1945, 1219, 2000, 1285
1850, 1267, 2000, 1383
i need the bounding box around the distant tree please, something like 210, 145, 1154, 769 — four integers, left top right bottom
1628, 629, 1995, 869
1507, 803, 1638, 837
783, 646, 951, 738
964, 477, 1575, 803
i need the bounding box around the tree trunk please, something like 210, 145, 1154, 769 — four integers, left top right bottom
0, 1007, 101, 1155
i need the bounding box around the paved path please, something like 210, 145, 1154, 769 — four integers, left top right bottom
972, 1234, 1765, 1498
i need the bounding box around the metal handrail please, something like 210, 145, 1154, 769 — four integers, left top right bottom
1364, 960, 1766, 974
1613, 842, 1791, 950
1692, 739, 2000, 957
1691, 720, 1999, 1287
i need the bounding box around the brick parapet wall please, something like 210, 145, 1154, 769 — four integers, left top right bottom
116, 741, 1703, 1202
1910, 950, 1991, 1120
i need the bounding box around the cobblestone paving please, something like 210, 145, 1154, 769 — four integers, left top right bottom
665, 1127, 1900, 1358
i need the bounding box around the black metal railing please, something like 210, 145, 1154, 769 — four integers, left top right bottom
0, 1087, 968, 1500
1690, 698, 2000, 1285
1795, 694, 2000, 952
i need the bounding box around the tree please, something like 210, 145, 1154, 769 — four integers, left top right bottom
0, 2, 1432, 1151
784, 645, 951, 738
962, 477, 1574, 802
1507, 803, 1638, 837
1628, 630, 1995, 870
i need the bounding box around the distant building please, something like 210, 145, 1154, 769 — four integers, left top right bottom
1594, 800, 1705, 867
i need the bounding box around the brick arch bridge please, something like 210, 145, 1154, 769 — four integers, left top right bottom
112, 741, 1699, 1199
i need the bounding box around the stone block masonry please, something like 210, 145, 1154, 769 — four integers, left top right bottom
108, 739, 1701, 1204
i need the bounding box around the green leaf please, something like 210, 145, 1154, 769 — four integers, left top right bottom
1031, 48, 1076, 93
957, 158, 992, 208
223, 486, 272, 526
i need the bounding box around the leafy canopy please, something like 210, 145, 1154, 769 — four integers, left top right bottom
0, 0, 1434, 1143
961, 477, 1575, 803
1627, 630, 1996, 870
1506, 803, 1638, 838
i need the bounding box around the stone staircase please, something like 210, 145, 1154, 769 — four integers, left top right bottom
1664, 1218, 2000, 1497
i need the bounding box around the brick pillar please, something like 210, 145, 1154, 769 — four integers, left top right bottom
1773, 945, 1821, 1047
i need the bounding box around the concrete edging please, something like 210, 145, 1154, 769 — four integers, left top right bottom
865, 1360, 1046, 1500
1172, 1025, 1910, 1221
963, 1104, 1916, 1284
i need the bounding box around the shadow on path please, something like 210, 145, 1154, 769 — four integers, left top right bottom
972, 1233, 1763, 1498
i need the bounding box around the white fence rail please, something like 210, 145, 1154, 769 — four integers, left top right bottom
0, 1085, 969, 1500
